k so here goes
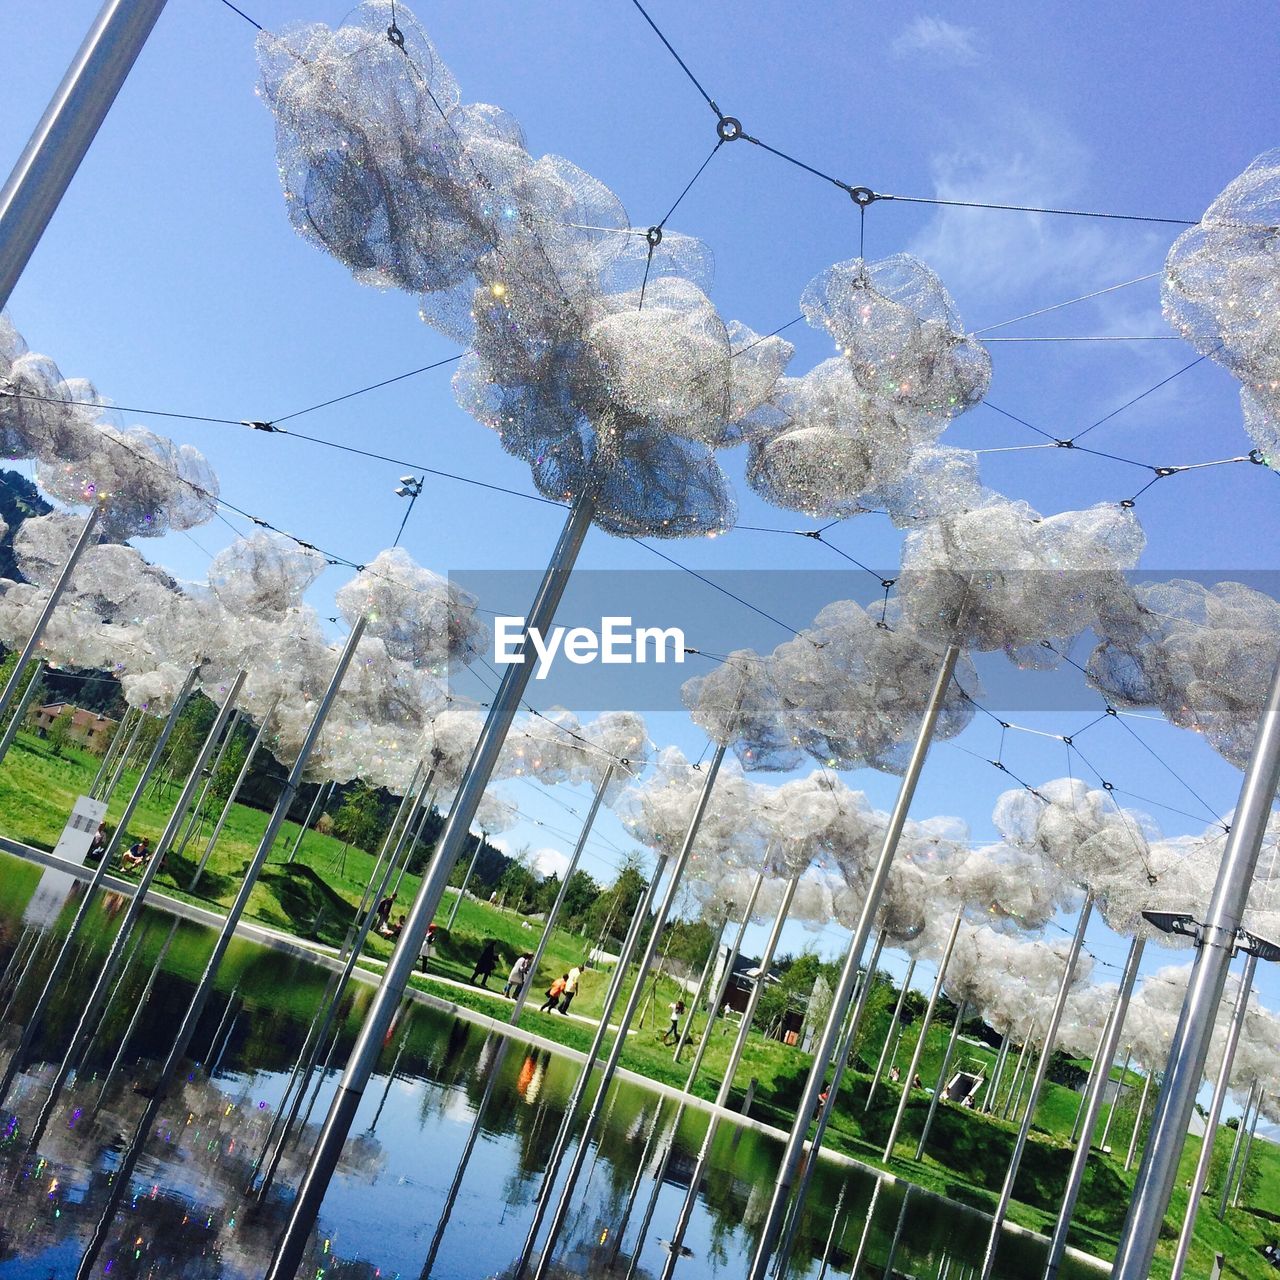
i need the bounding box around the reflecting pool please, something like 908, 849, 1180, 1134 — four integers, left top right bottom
0, 853, 1102, 1279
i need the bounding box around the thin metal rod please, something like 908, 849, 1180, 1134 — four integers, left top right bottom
0, 659, 45, 764
287, 780, 331, 863
746, 643, 960, 1280
514, 852, 671, 1280
511, 765, 613, 1023
87, 699, 126, 796
1114, 656, 1280, 1279
1230, 1083, 1262, 1209
104, 705, 147, 800
884, 907, 965, 1161
532, 747, 726, 1280
27, 668, 245, 1149
607, 1098, 666, 1270
1124, 1069, 1153, 1172
0, 509, 99, 758
1098, 1046, 1133, 1153
915, 997, 969, 1160
175, 709, 240, 857
672, 914, 725, 1061
1044, 934, 1145, 1280
0, 0, 170, 308
1167, 952, 1257, 1280
190, 698, 277, 891
1218, 1077, 1256, 1220
880, 1187, 912, 1280
983, 1031, 1011, 1115
444, 834, 485, 930
267, 491, 598, 1280
848, 1177, 882, 1280
1070, 1010, 1116, 1145
979, 894, 1094, 1280
659, 870, 799, 1280
75, 621, 365, 1280
866, 957, 916, 1112
773, 929, 887, 1277
1002, 1020, 1037, 1120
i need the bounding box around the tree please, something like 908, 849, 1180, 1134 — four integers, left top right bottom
585, 852, 650, 951
46, 706, 75, 757
332, 783, 386, 855
497, 847, 539, 911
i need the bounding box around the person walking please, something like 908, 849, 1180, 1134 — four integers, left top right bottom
661, 999, 686, 1045
504, 953, 532, 999
540, 975, 568, 1013
558, 962, 584, 1015
471, 939, 500, 988
375, 892, 396, 933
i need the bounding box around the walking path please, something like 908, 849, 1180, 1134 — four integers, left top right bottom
0, 835, 1109, 1273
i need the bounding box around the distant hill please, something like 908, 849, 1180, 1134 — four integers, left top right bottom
0, 468, 52, 582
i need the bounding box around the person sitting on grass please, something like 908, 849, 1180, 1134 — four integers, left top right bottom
384, 913, 406, 939
120, 838, 150, 872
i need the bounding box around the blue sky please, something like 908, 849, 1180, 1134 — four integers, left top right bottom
3, 2, 1279, 1028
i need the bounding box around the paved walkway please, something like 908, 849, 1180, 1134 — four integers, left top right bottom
0, 835, 1109, 1273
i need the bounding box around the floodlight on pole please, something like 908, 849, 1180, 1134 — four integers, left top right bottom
392, 474, 425, 547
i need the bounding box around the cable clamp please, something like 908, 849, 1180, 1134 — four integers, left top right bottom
1054, 439, 1075, 449
386, 22, 404, 47
1153, 465, 1179, 477
241, 420, 280, 433
716, 115, 743, 142
849, 187, 878, 207
1248, 448, 1267, 465
645, 226, 663, 248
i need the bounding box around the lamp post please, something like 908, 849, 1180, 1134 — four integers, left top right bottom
392, 475, 424, 547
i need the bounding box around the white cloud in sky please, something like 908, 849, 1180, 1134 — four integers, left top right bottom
529, 846, 570, 879
892, 16, 983, 66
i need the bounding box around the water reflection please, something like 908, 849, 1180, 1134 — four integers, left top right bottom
0, 854, 1099, 1280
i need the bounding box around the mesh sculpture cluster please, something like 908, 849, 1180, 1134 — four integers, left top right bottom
1, 315, 219, 538
1087, 578, 1280, 769
898, 495, 1145, 661
258, 1, 792, 537
1162, 151, 1280, 469
745, 254, 989, 525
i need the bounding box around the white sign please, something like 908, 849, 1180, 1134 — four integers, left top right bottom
23, 795, 109, 929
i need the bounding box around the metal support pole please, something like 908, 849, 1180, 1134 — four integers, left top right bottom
848, 1178, 882, 1280
866, 957, 916, 1113
104, 704, 147, 800
1218, 1077, 1256, 1220
1167, 952, 1257, 1280
1112, 653, 1280, 1280
27, 668, 244, 1147
0, 665, 197, 1108
1043, 934, 1145, 1280
87, 702, 129, 797
658, 870, 799, 1280
510, 765, 613, 1024
531, 747, 726, 1280
673, 914, 726, 1062
1070, 1009, 1117, 1145
979, 894, 1094, 1280
0, 0, 170, 308
0, 509, 98, 756
883, 906, 965, 1161
1230, 1084, 1262, 1209
175, 709, 240, 857
607, 1099, 666, 1270
984, 1032, 1011, 1115
267, 491, 596, 1280
1002, 1021, 1036, 1121
915, 997, 969, 1161
747, 644, 960, 1280
880, 1187, 912, 1280
0, 659, 44, 763
1098, 1046, 1133, 1154
287, 779, 331, 863
815, 1184, 846, 1280
75, 621, 365, 1280
514, 854, 670, 1280
392, 793, 435, 897
190, 698, 277, 891
445, 834, 484, 931
1124, 1068, 1153, 1173
773, 930, 887, 1278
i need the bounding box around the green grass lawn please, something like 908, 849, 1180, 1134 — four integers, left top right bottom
3, 731, 1278, 1277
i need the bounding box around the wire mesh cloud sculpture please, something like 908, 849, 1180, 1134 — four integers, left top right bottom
1086, 578, 1280, 769
258, 1, 793, 537
1162, 150, 1280, 469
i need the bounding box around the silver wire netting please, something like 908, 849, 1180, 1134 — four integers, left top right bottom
1087, 578, 1280, 769
258, 2, 794, 537
208, 532, 326, 618
1162, 150, 1280, 469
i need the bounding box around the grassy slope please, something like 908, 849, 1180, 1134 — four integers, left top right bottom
3, 733, 1278, 1277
